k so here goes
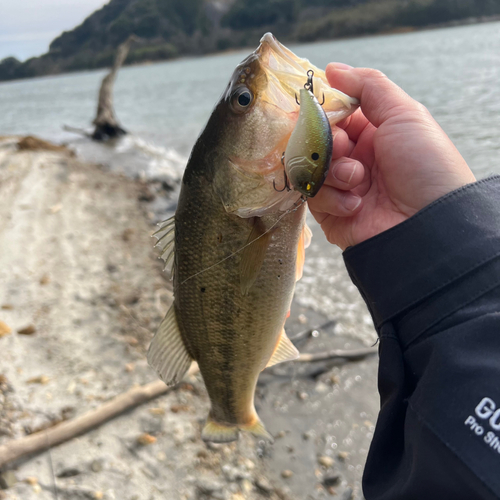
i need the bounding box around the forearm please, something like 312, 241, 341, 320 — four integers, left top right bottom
344, 176, 500, 499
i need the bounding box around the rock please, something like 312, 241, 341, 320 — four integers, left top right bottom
323, 472, 341, 487
136, 433, 157, 445
315, 382, 329, 394
222, 465, 250, 482
0, 471, 17, 489
340, 487, 354, 500
303, 430, 314, 440
297, 313, 307, 324
148, 407, 166, 416
140, 415, 164, 434
196, 478, 224, 495
26, 375, 49, 384
318, 456, 335, 468
274, 430, 286, 439
17, 324, 36, 335
17, 136, 71, 153
0, 304, 13, 310
255, 477, 273, 495
90, 459, 103, 473
0, 321, 11, 338
241, 479, 253, 494
281, 470, 293, 479
39, 274, 51, 285
337, 451, 349, 462
57, 467, 81, 478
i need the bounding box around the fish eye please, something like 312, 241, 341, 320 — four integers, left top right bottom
311, 152, 320, 161
231, 87, 253, 113
238, 91, 251, 107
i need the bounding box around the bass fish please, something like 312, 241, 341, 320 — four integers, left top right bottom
148, 33, 358, 443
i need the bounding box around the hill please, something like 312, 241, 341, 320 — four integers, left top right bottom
1, 0, 499, 81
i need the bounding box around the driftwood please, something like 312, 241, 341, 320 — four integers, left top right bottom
0, 363, 199, 468
289, 319, 336, 343
0, 339, 376, 468
92, 35, 138, 141
296, 347, 378, 362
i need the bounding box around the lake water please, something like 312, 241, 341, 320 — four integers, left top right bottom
1, 21, 499, 499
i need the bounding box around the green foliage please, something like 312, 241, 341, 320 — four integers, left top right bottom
4, 0, 500, 81
222, 0, 299, 29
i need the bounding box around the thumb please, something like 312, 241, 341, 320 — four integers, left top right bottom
326, 64, 423, 128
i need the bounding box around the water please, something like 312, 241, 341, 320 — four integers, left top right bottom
1, 21, 499, 499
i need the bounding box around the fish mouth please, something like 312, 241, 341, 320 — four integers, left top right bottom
254, 32, 359, 120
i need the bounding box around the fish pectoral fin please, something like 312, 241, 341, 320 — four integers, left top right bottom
202, 416, 239, 443
265, 328, 299, 368
296, 222, 312, 281
240, 218, 273, 296
147, 305, 192, 386
153, 215, 175, 277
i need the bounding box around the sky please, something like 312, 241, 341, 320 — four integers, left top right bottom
0, 0, 109, 61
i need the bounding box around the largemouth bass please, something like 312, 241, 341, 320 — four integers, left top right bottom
148, 33, 358, 443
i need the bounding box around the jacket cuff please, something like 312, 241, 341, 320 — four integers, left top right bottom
343, 176, 500, 330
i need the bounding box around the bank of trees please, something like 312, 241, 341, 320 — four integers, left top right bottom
1, 0, 499, 82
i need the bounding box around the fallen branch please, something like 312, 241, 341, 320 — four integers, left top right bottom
62, 125, 91, 138
296, 347, 378, 362
289, 319, 336, 343
0, 363, 198, 468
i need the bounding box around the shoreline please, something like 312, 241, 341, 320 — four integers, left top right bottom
2, 15, 499, 86
0, 136, 378, 500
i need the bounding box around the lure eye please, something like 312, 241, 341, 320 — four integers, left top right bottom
311, 152, 319, 161
231, 87, 253, 113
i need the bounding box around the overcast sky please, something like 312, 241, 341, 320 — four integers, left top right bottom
0, 0, 109, 61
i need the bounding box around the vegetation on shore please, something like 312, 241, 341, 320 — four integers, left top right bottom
1, 0, 499, 82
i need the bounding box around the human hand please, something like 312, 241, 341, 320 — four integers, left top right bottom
308, 64, 476, 250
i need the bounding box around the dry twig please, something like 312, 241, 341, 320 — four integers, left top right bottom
296, 347, 378, 362
0, 364, 198, 468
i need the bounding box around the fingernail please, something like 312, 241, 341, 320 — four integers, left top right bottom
333, 161, 357, 184
343, 194, 362, 211
329, 62, 353, 70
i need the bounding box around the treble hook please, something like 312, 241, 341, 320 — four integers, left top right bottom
273, 152, 291, 192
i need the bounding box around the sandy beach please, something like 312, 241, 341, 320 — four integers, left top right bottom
0, 138, 284, 500
0, 137, 378, 500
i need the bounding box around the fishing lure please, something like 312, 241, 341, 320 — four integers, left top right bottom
277, 70, 333, 198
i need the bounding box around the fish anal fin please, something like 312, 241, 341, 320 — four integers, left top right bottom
202, 416, 239, 443
147, 305, 192, 386
296, 222, 312, 281
240, 218, 272, 296
266, 328, 299, 368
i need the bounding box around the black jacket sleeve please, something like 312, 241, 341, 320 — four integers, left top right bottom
343, 176, 500, 500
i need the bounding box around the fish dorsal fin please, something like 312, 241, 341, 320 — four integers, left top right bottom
147, 305, 192, 386
240, 218, 273, 296
266, 328, 299, 368
296, 222, 312, 281
153, 215, 175, 277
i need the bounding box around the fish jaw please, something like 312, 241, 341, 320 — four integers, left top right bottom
212, 33, 358, 217
256, 33, 359, 125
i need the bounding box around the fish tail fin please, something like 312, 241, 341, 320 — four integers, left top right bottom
201, 415, 239, 443
241, 415, 274, 443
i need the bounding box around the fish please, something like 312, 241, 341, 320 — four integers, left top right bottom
148, 33, 358, 443
284, 84, 333, 197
